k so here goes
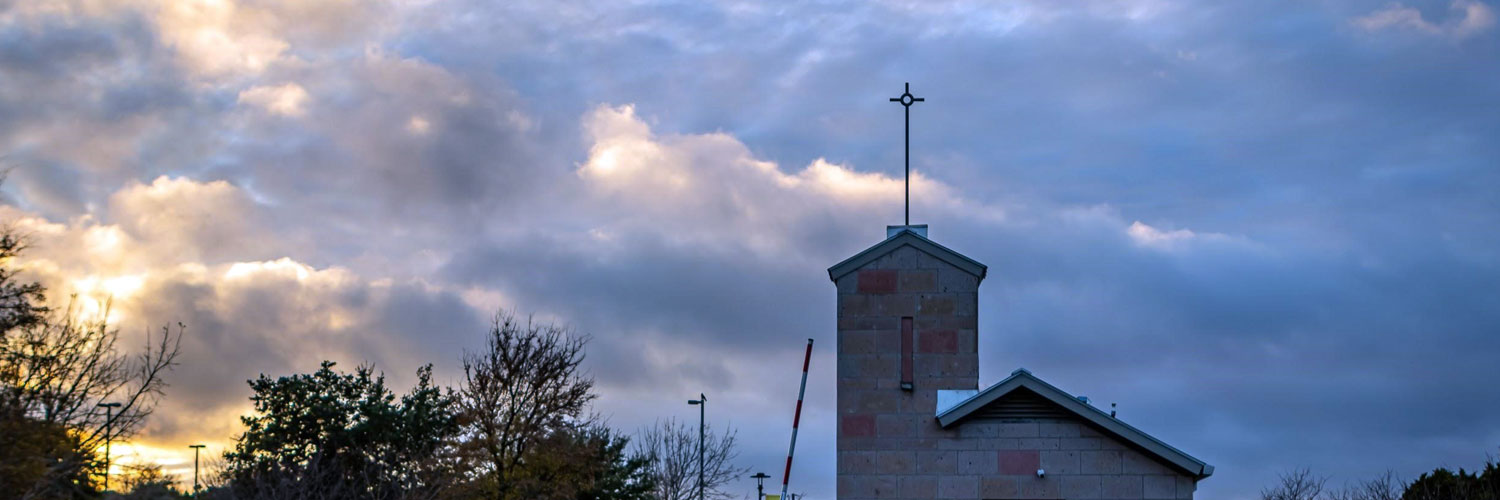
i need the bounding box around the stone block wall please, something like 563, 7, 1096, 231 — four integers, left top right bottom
835, 242, 1197, 499
836, 418, 1197, 499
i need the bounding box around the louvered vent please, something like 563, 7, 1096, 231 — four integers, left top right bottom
971, 387, 1076, 421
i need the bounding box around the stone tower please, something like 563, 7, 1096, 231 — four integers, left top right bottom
828, 226, 1213, 500
829, 225, 987, 498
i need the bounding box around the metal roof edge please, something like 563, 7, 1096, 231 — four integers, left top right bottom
935, 369, 1213, 479
827, 229, 988, 282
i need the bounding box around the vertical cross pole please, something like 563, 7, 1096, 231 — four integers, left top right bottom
890, 82, 924, 226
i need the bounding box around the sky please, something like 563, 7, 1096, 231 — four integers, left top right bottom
2, 0, 1498, 498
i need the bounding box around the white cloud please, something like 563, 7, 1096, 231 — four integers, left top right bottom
1353, 0, 1496, 39
576, 104, 1004, 255
238, 83, 310, 116
1127, 220, 1197, 249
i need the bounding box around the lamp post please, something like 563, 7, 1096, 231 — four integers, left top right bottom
189, 444, 206, 496
751, 472, 770, 500
97, 402, 122, 492
687, 393, 706, 500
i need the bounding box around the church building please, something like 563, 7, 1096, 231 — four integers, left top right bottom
829, 224, 1214, 500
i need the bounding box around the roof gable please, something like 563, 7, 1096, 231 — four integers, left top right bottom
827, 229, 988, 282
937, 369, 1214, 479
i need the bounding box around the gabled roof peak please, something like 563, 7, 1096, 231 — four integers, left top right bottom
827, 226, 987, 282
936, 369, 1214, 479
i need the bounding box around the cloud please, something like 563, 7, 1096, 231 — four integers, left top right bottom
1353, 1, 1496, 39
7, 181, 490, 478
237, 83, 309, 116
4, 1, 1500, 499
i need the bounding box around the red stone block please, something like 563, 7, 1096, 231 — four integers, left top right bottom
998, 450, 1041, 475
857, 269, 899, 293
918, 330, 958, 353
841, 414, 877, 437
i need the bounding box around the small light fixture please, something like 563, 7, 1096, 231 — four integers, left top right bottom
1037, 468, 1046, 478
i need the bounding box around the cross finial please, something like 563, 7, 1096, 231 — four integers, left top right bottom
889, 82, 924, 226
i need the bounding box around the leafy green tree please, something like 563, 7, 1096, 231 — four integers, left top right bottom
504, 424, 654, 500
223, 361, 458, 500
1402, 455, 1500, 500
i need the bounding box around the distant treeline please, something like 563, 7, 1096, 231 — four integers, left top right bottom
0, 222, 746, 500
1263, 455, 1500, 500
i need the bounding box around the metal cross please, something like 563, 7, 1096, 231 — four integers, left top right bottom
889, 82, 924, 226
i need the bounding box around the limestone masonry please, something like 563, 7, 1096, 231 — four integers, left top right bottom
829, 228, 1211, 500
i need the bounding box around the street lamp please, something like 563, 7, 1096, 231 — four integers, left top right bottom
97, 402, 122, 492
687, 394, 706, 500
750, 472, 771, 500
189, 444, 206, 496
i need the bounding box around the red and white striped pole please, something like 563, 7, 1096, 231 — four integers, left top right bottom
781, 338, 814, 500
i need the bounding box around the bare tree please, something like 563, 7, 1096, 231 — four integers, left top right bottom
1328, 471, 1404, 500
1263, 468, 1328, 500
0, 297, 183, 498
634, 418, 747, 500
0, 228, 47, 337
456, 311, 595, 500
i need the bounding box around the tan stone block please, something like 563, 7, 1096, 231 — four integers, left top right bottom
982, 438, 1022, 450
938, 268, 979, 292
915, 315, 977, 330
997, 422, 1040, 438
1080, 450, 1123, 474
937, 476, 978, 499
873, 328, 902, 354
959, 450, 998, 475
938, 438, 977, 450
1017, 476, 1062, 499
955, 292, 978, 316
841, 330, 878, 355
839, 294, 872, 316
882, 246, 921, 269
840, 437, 882, 450
956, 329, 978, 353
915, 250, 951, 270
839, 451, 877, 474
870, 476, 901, 499
901, 476, 938, 498
919, 293, 957, 315
1040, 450, 1082, 475
1122, 449, 1172, 475
981, 476, 1019, 498
877, 414, 917, 438
899, 269, 938, 292
1177, 475, 1196, 499
1018, 437, 1062, 450
875, 450, 916, 475
1062, 475, 1103, 499
916, 450, 958, 474
959, 421, 1000, 438
1099, 436, 1129, 450
899, 388, 938, 413
1038, 421, 1082, 437
836, 274, 857, 294
917, 419, 960, 439
880, 293, 919, 316
1145, 475, 1178, 499
1060, 437, 1102, 450
839, 316, 899, 330
1103, 475, 1144, 499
